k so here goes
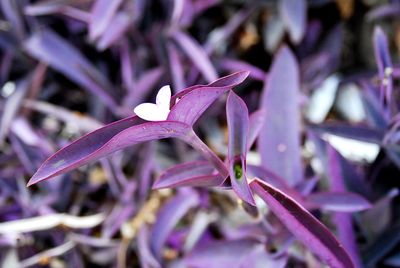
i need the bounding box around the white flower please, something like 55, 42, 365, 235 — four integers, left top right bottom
133, 85, 171, 121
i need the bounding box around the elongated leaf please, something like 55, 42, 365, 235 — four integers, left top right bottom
258, 46, 302, 186
167, 42, 186, 92
168, 71, 249, 126
247, 165, 304, 205
373, 27, 392, 79
248, 109, 265, 150
327, 145, 363, 268
249, 178, 354, 268
96, 12, 131, 51
185, 239, 260, 268
28, 73, 247, 186
373, 26, 393, 108
24, 29, 118, 111
1, 0, 25, 40
171, 30, 218, 82
89, 0, 124, 41
0, 80, 28, 144
226, 92, 255, 205
23, 100, 103, 133
137, 226, 161, 268
151, 190, 199, 259
363, 223, 400, 267
239, 245, 288, 268
20, 241, 75, 268
27, 118, 190, 186
306, 192, 371, 212
219, 58, 266, 81
153, 161, 224, 189
123, 67, 164, 108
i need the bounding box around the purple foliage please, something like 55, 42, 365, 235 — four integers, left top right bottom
0, 1, 399, 267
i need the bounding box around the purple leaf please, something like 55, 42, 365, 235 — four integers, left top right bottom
168, 71, 249, 126
247, 165, 305, 205
258, 46, 302, 186
171, 30, 218, 82
167, 42, 186, 92
24, 29, 118, 112
89, 0, 124, 41
185, 239, 260, 268
0, 79, 28, 144
306, 192, 371, 213
363, 223, 400, 267
239, 245, 288, 268
219, 58, 267, 81
27, 118, 191, 186
153, 161, 224, 189
28, 72, 247, 186
138, 225, 161, 268
327, 145, 368, 268
24, 1, 68, 16
123, 67, 164, 108
226, 92, 255, 205
96, 12, 131, 51
278, 0, 307, 43
151, 190, 199, 259
367, 4, 400, 21
205, 8, 253, 54
1, 0, 25, 40
373, 27, 393, 79
373, 26, 393, 109
248, 109, 265, 150
23, 100, 103, 133
249, 178, 355, 268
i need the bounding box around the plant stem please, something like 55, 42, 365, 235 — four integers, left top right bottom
182, 129, 229, 178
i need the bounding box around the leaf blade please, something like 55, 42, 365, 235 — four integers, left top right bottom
226, 92, 255, 205
250, 178, 354, 268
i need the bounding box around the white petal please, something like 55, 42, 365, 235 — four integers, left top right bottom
156, 85, 171, 108
134, 103, 169, 121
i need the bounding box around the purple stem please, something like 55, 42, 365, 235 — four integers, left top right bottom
183, 129, 229, 179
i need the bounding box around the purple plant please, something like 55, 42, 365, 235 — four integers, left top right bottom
25, 69, 364, 268
0, 1, 399, 268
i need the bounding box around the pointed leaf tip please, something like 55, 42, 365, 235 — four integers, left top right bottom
227, 91, 255, 205
250, 179, 355, 268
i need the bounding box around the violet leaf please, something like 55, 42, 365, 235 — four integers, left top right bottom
171, 30, 218, 82
248, 109, 265, 150
153, 161, 224, 189
168, 71, 249, 126
28, 72, 249, 186
306, 192, 372, 213
24, 29, 118, 112
249, 178, 355, 268
151, 190, 199, 259
226, 91, 255, 205
27, 118, 191, 186
327, 145, 364, 268
185, 239, 260, 268
258, 46, 302, 186
89, 0, 124, 41
373, 26, 393, 105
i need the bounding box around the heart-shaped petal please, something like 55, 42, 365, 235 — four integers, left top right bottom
156, 85, 171, 108
134, 85, 171, 121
